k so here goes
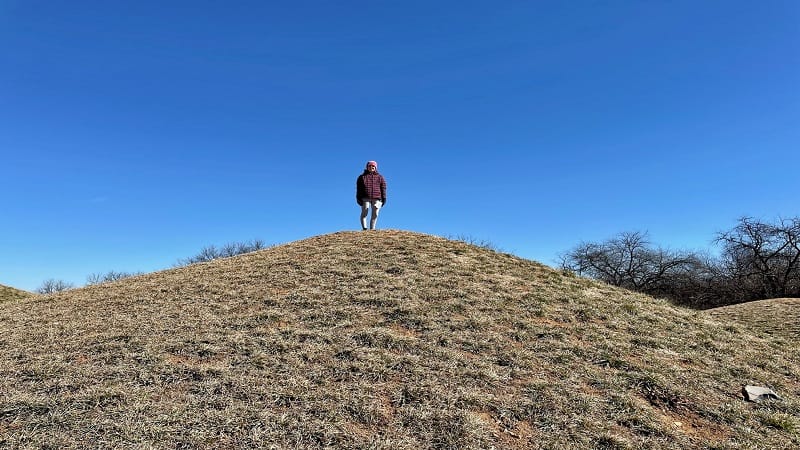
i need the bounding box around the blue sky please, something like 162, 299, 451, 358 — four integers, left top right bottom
2, 1, 798, 291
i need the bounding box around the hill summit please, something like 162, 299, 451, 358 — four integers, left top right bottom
1, 230, 797, 449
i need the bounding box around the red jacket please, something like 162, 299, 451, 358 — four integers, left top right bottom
356, 171, 386, 203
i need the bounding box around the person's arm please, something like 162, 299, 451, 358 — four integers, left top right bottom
381, 176, 387, 205
356, 176, 364, 205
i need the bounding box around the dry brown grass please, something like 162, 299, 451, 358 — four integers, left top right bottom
1, 230, 798, 449
706, 298, 800, 343
0, 284, 31, 303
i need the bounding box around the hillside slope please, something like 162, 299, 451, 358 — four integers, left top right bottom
1, 231, 797, 449
0, 283, 32, 302
707, 298, 800, 343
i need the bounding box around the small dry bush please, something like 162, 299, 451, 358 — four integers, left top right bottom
1, 231, 798, 449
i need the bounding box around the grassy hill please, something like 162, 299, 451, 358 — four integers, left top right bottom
0, 230, 797, 449
0, 283, 32, 302
707, 298, 800, 343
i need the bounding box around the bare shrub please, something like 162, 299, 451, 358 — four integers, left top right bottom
86, 271, 143, 286
445, 234, 501, 252
176, 239, 268, 267
35, 279, 74, 294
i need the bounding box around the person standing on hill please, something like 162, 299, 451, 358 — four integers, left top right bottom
356, 160, 387, 230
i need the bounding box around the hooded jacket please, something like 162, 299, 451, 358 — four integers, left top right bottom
356, 170, 386, 204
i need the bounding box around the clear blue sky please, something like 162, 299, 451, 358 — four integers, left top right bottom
2, 1, 798, 291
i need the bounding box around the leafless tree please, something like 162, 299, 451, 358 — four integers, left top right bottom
561, 218, 800, 309
561, 231, 707, 303
36, 279, 74, 294
560, 231, 704, 301
715, 217, 800, 301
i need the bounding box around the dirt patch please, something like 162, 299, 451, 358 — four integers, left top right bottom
659, 409, 730, 444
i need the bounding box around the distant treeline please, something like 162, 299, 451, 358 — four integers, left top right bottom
560, 217, 800, 309
35, 239, 268, 294
34, 219, 800, 310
